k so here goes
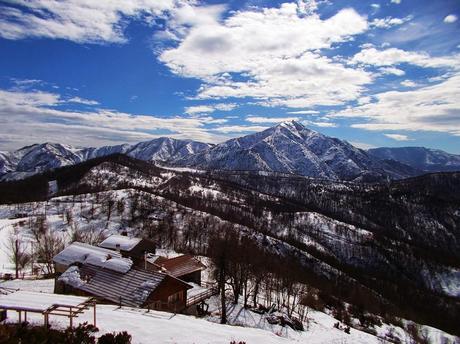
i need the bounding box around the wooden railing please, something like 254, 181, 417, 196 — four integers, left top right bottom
186, 284, 218, 307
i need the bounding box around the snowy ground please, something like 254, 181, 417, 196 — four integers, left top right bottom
2, 295, 378, 344
0, 278, 54, 293
0, 198, 458, 344
1, 278, 458, 343
0, 279, 380, 344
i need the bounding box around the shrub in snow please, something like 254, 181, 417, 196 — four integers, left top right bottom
0, 322, 98, 344
0, 322, 132, 344
98, 331, 132, 344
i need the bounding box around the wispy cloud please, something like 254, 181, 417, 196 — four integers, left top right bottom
0, 88, 230, 150
68, 97, 99, 106
245, 116, 299, 124
185, 103, 237, 115
213, 125, 269, 134
333, 73, 460, 136
287, 110, 320, 115
370, 16, 412, 29
384, 133, 412, 141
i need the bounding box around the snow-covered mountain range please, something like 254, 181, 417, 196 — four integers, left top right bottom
173, 121, 416, 181
368, 146, 460, 173
0, 138, 211, 179
1, 121, 459, 181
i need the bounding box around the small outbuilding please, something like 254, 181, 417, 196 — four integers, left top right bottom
149, 254, 206, 285
98, 235, 156, 267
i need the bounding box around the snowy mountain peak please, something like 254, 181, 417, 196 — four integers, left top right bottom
173, 121, 400, 181
278, 119, 304, 130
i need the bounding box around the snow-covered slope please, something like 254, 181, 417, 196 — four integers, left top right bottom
0, 156, 459, 339
368, 147, 460, 172
174, 121, 403, 181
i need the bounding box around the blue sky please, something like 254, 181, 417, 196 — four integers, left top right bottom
0, 0, 459, 153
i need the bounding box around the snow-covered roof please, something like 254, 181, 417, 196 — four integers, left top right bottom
53, 242, 133, 273
60, 263, 188, 307
0, 290, 91, 312
99, 234, 142, 251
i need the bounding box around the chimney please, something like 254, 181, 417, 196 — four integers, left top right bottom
115, 243, 121, 253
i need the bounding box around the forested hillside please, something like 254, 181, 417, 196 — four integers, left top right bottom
0, 154, 459, 337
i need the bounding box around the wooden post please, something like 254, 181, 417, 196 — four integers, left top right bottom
18, 310, 21, 323
69, 307, 73, 329
93, 302, 96, 327
24, 311, 27, 322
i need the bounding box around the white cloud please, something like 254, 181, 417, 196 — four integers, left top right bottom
351, 47, 460, 69
213, 125, 269, 133
400, 80, 418, 87
390, 0, 401, 4
379, 66, 405, 76
185, 103, 237, 115
68, 97, 99, 106
384, 133, 412, 141
287, 110, 320, 114
370, 16, 412, 29
245, 116, 299, 123
0, 0, 180, 43
333, 73, 460, 136
357, 96, 372, 105
159, 3, 370, 108
444, 15, 458, 24
10, 78, 44, 88
0, 88, 229, 150
309, 121, 337, 127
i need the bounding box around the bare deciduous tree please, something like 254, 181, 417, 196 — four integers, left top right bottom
6, 231, 31, 279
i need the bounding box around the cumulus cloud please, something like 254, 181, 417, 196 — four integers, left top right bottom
351, 47, 460, 69
159, 2, 370, 108
0, 88, 229, 150
333, 74, 460, 136
444, 15, 458, 24
0, 0, 181, 43
384, 133, 412, 141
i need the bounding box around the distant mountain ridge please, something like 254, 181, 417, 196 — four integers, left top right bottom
368, 147, 460, 173
0, 138, 211, 179
1, 121, 459, 181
